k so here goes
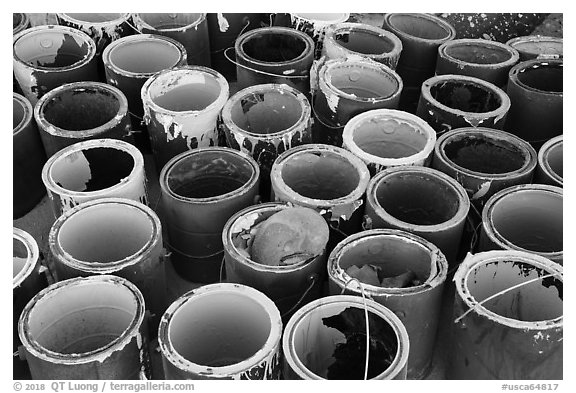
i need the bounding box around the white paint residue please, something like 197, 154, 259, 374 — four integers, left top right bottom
463, 116, 486, 127
217, 13, 229, 32
471, 181, 491, 200
329, 199, 363, 223
325, 91, 340, 114
232, 212, 260, 233
283, 69, 296, 75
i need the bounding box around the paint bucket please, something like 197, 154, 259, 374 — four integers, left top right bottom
13, 92, 47, 219
131, 13, 210, 67
506, 35, 563, 61
328, 229, 447, 379
312, 57, 403, 147
433, 127, 537, 207
282, 295, 409, 379
18, 275, 150, 380
13, 13, 30, 35
322, 22, 403, 69
233, 27, 314, 95
449, 250, 563, 379
381, 13, 456, 112
13, 25, 98, 105
141, 66, 229, 170
504, 59, 563, 148
222, 203, 327, 320
160, 147, 259, 283
535, 135, 563, 187
158, 283, 282, 380
41, 138, 147, 218
364, 166, 470, 266
342, 109, 436, 175
480, 184, 563, 265
49, 198, 166, 330
289, 13, 350, 58
416, 74, 510, 136
270, 144, 370, 247
34, 81, 132, 157
221, 83, 312, 198
436, 38, 520, 87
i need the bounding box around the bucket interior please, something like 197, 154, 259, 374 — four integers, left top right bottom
512, 40, 563, 57
27, 281, 137, 354
242, 31, 307, 63
293, 13, 348, 22
443, 134, 527, 174
43, 87, 121, 131
13, 236, 29, 279
50, 146, 135, 192
546, 142, 563, 178
352, 118, 427, 159
230, 90, 302, 135
150, 72, 222, 112
58, 204, 153, 263
63, 13, 124, 23
430, 80, 502, 113
168, 291, 271, 367
13, 98, 26, 130
465, 260, 562, 322
375, 172, 460, 225
13, 13, 23, 29
517, 63, 563, 93
490, 190, 563, 253
291, 303, 398, 379
329, 63, 399, 99
334, 28, 396, 55
444, 43, 512, 64
109, 39, 182, 74
138, 13, 203, 30
387, 14, 450, 40
14, 29, 91, 68
167, 151, 253, 198
281, 151, 360, 200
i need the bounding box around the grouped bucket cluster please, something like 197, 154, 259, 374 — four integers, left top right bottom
13, 13, 563, 381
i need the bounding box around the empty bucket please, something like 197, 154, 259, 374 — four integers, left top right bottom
506, 35, 563, 61
535, 135, 563, 187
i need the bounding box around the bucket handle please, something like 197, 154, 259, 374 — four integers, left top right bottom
341, 277, 370, 380
223, 47, 310, 80
280, 273, 318, 319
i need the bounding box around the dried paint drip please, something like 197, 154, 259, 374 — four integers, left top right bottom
290, 13, 350, 58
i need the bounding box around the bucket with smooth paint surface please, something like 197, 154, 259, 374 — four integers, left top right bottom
449, 250, 562, 379
506, 35, 563, 61
289, 13, 350, 58
504, 59, 563, 148
342, 109, 436, 175
160, 148, 259, 283
364, 166, 470, 266
433, 127, 537, 206
322, 22, 403, 69
480, 184, 563, 265
328, 229, 447, 379
18, 275, 150, 380
13, 13, 30, 35
34, 81, 132, 157
49, 198, 165, 329
535, 135, 562, 187
141, 66, 229, 170
282, 295, 409, 379
416, 74, 510, 136
131, 13, 210, 67
381, 13, 455, 112
313, 58, 403, 147
436, 39, 520, 87
13, 93, 47, 219
158, 283, 282, 379
41, 138, 147, 218
234, 27, 314, 95
13, 25, 98, 105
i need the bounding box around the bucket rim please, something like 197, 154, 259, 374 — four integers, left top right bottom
537, 135, 563, 187
323, 22, 403, 60
13, 228, 40, 289
131, 13, 206, 33
12, 92, 33, 137
383, 13, 456, 44
56, 13, 131, 27
13, 12, 30, 35
506, 35, 563, 59
508, 59, 563, 96
438, 38, 520, 69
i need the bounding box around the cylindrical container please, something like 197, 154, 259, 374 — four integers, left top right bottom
322, 22, 403, 69
223, 203, 327, 319
365, 166, 470, 265
506, 35, 563, 61
34, 81, 132, 157
504, 59, 563, 148
41, 139, 147, 218
234, 27, 314, 94
313, 58, 403, 147
270, 144, 370, 246
416, 74, 510, 136
18, 275, 150, 380
13, 13, 30, 35
381, 13, 456, 112
436, 39, 519, 87
289, 13, 350, 57
13, 25, 98, 105
480, 184, 563, 265
158, 283, 282, 380
535, 135, 563, 187
131, 13, 210, 67
282, 295, 410, 379
433, 127, 537, 206
342, 109, 436, 175
13, 92, 47, 219
328, 229, 448, 379
49, 198, 165, 329
141, 66, 229, 170
449, 250, 563, 379
160, 148, 260, 283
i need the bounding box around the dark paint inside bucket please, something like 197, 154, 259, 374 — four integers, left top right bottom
388, 14, 451, 40
152, 83, 220, 112
352, 119, 426, 159
445, 44, 512, 64
547, 144, 563, 178
517, 64, 563, 93
109, 40, 183, 74
15, 31, 90, 68
335, 29, 396, 55
242, 31, 307, 63
430, 81, 501, 113
13, 101, 26, 129
13, 237, 28, 278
